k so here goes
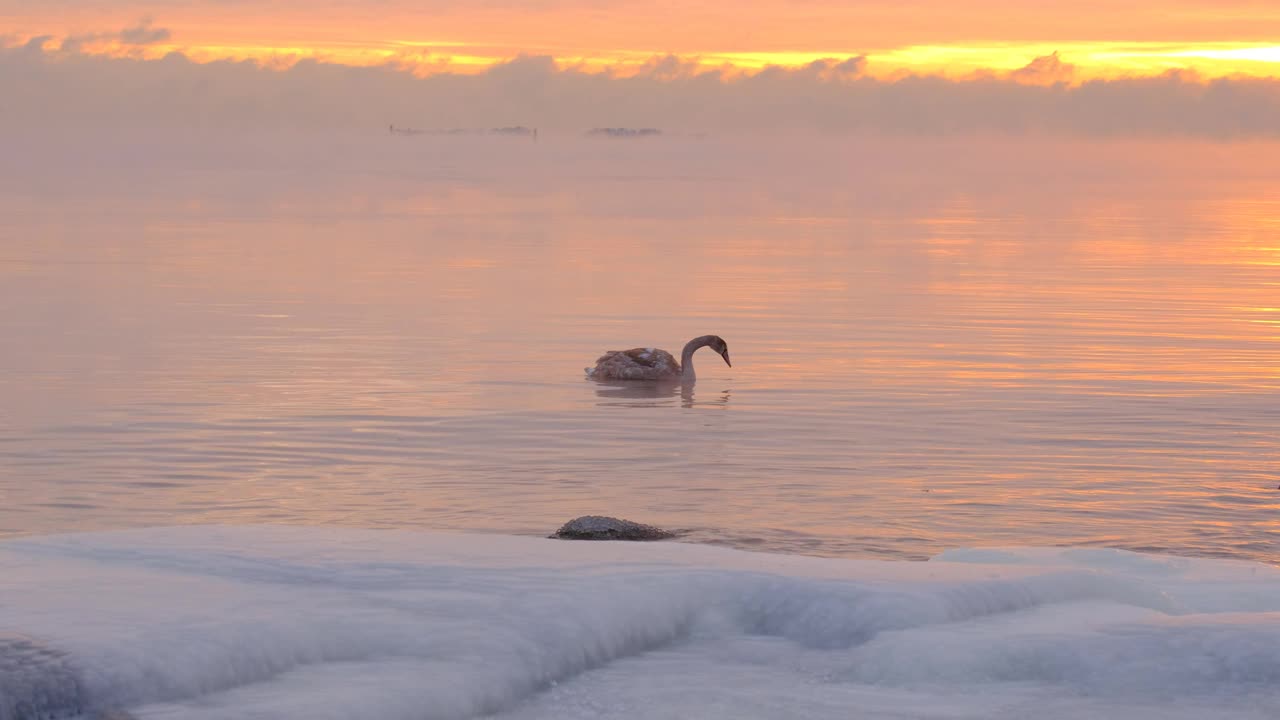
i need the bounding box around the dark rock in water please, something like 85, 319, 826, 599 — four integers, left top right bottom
552, 516, 674, 541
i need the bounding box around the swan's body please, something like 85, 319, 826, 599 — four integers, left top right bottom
585, 335, 730, 382
587, 346, 681, 381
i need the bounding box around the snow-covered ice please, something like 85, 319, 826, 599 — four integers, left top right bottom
1, 526, 1277, 719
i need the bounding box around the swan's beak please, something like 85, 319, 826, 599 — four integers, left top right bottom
721, 350, 731, 368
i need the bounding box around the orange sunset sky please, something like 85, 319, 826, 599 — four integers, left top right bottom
6, 0, 1280, 79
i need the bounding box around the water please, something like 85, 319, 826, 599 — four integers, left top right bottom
1, 132, 1278, 562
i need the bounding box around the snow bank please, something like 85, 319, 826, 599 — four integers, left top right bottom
1, 527, 1276, 719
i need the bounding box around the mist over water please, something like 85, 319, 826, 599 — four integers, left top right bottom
1, 131, 1277, 561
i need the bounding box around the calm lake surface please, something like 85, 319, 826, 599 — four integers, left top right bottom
1, 133, 1277, 561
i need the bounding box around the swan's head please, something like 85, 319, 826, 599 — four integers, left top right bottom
709, 336, 731, 367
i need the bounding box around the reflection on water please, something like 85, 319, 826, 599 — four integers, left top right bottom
591, 380, 731, 409
0, 133, 1277, 562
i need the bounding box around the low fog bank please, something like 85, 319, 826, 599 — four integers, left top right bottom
6, 42, 1280, 137
6, 127, 1278, 213
6, 126, 1279, 239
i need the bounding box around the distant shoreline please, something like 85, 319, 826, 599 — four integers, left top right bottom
388, 125, 666, 138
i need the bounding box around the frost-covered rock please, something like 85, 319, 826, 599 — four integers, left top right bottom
551, 516, 674, 541
3, 528, 1279, 719
0, 633, 85, 720
0, 634, 136, 720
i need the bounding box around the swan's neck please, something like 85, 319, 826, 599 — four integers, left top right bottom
680, 335, 716, 382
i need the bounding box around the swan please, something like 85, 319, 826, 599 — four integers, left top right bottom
585, 335, 730, 382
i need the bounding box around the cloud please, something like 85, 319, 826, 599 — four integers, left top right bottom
1012, 52, 1076, 86
819, 56, 868, 80
634, 54, 704, 82
21, 35, 54, 52
4, 43, 1280, 138
60, 19, 171, 53
118, 20, 172, 46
